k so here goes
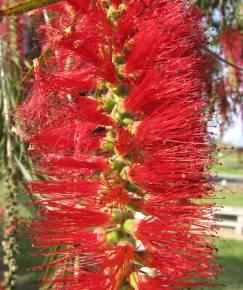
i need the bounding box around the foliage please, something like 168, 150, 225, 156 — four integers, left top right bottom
0, 0, 62, 16
195, 0, 242, 124
0, 1, 32, 288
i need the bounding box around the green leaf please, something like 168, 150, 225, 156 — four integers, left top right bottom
14, 156, 32, 180
0, 0, 63, 16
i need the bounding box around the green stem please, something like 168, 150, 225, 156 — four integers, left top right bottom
0, 0, 63, 17
203, 46, 243, 71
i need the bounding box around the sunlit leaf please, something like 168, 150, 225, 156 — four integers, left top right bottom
14, 156, 32, 181
0, 0, 63, 16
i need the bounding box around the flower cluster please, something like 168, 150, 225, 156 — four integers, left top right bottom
18, 1, 219, 289
220, 28, 242, 97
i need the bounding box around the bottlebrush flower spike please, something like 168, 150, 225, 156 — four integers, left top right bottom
220, 28, 243, 98
17, 1, 220, 289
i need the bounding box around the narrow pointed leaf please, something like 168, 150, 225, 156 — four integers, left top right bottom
14, 155, 32, 181
0, 0, 63, 16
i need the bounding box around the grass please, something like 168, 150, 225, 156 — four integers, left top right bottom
208, 148, 243, 290
212, 150, 243, 176
203, 239, 243, 290
201, 148, 243, 289
209, 147, 243, 207
206, 191, 243, 207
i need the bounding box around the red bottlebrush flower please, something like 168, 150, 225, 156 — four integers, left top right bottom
66, 0, 90, 12
35, 154, 107, 178
18, 0, 219, 289
220, 28, 242, 89
49, 270, 107, 290
219, 28, 242, 121
27, 121, 106, 154
28, 179, 101, 205
112, 0, 121, 8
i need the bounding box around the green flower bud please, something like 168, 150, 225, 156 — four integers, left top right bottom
123, 219, 136, 234
129, 271, 140, 290
107, 230, 121, 243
